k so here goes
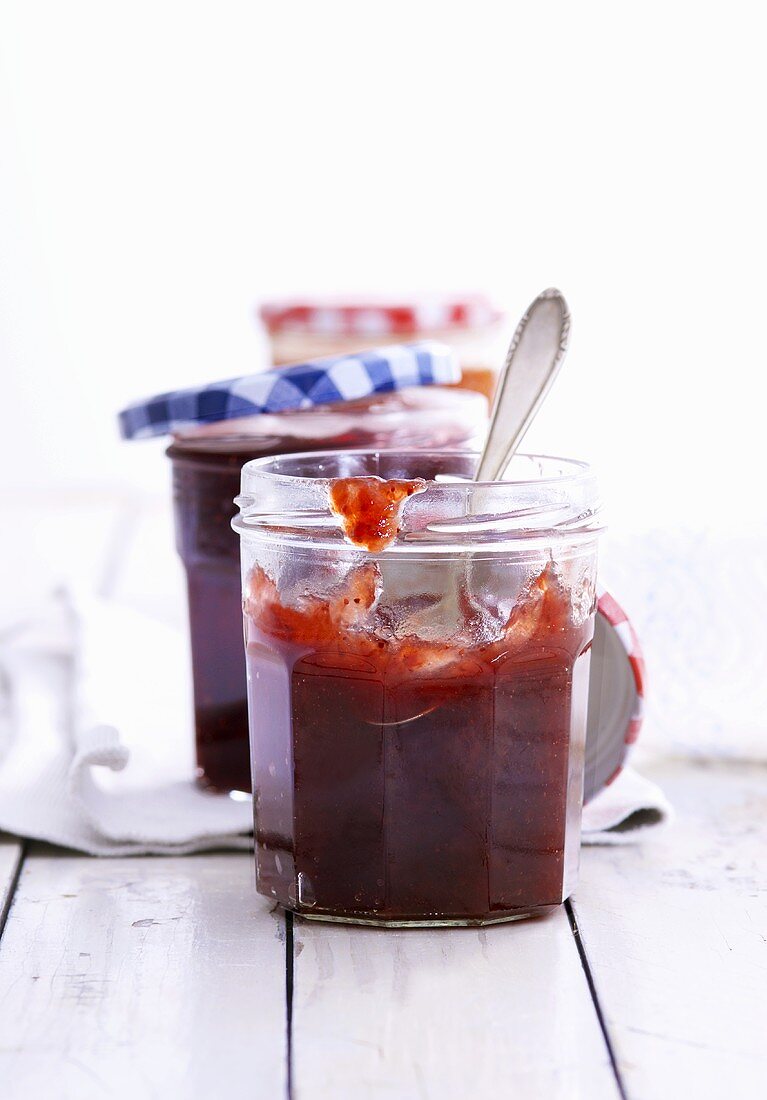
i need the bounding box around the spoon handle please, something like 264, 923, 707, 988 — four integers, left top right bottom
473, 288, 571, 483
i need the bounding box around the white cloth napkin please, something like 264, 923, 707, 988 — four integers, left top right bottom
0, 591, 670, 855
582, 767, 673, 843
0, 591, 252, 855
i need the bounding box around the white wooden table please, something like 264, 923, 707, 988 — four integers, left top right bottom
0, 495, 764, 1099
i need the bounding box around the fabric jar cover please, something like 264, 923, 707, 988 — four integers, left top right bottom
118, 341, 460, 441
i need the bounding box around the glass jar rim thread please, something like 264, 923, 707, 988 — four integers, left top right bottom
233, 449, 602, 555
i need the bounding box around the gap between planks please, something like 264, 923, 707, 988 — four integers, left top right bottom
571, 758, 767, 1100
286, 910, 295, 1100
282, 897, 632, 1100
0, 837, 26, 940
566, 898, 629, 1100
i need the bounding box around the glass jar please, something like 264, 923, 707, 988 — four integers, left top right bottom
259, 298, 508, 403
234, 450, 602, 926
167, 389, 487, 795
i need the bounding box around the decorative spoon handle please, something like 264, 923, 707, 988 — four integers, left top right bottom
473, 288, 571, 483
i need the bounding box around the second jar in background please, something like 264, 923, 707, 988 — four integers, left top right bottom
168, 384, 487, 794
259, 296, 507, 404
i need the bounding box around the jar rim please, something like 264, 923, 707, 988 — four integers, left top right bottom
239, 448, 593, 490
234, 450, 602, 555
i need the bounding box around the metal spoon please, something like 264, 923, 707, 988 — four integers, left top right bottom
475, 286, 570, 483
402, 288, 571, 637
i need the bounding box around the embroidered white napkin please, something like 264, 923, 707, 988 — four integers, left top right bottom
0, 591, 670, 855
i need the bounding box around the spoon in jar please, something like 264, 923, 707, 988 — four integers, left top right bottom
426, 287, 571, 516
403, 288, 571, 636
474, 286, 570, 482
240, 292, 569, 538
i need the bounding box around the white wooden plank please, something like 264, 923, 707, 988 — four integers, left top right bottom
573, 758, 767, 1099
292, 907, 621, 1100
0, 848, 287, 1099
0, 834, 23, 921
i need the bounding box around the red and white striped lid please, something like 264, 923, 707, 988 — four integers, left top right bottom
584, 588, 646, 803
259, 296, 505, 337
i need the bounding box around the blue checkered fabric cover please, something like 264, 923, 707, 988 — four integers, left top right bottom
118, 341, 460, 440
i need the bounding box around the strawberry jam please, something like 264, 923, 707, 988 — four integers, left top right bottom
244, 555, 594, 925
329, 477, 426, 551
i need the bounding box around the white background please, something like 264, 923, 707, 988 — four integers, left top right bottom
1, 2, 765, 754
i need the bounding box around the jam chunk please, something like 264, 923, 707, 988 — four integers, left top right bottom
329, 476, 425, 551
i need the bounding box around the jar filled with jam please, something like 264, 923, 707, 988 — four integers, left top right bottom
234, 449, 602, 926
118, 344, 487, 796
260, 296, 507, 404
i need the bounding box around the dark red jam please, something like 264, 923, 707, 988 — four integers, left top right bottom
328, 476, 426, 551
244, 557, 592, 924
168, 441, 262, 793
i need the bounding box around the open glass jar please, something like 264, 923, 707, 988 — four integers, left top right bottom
234, 450, 602, 926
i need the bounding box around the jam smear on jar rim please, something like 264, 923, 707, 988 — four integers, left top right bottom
328, 476, 426, 551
